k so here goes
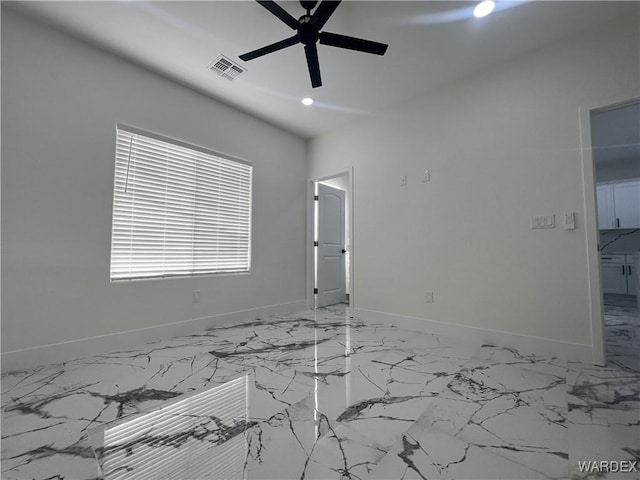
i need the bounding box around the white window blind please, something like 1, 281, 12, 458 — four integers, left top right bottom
110, 125, 252, 281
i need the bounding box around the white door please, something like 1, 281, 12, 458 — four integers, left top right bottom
613, 180, 640, 228
316, 183, 346, 307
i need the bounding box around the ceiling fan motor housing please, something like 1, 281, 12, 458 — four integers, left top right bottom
298, 16, 319, 45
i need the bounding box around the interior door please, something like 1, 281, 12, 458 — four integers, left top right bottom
317, 183, 346, 307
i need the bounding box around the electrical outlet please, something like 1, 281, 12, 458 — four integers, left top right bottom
192, 290, 201, 303
425, 291, 434, 303
401, 175, 407, 186
423, 170, 430, 182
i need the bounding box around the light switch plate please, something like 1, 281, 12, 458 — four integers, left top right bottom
531, 215, 555, 229
563, 212, 576, 230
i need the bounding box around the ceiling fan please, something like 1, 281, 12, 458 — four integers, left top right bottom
239, 0, 389, 88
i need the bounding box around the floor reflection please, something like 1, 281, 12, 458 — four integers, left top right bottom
2, 303, 638, 480
90, 375, 250, 480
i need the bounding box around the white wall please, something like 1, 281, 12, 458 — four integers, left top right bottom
319, 176, 348, 192
1, 9, 307, 355
309, 13, 639, 349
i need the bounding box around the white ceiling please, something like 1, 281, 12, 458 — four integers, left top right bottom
7, 1, 637, 138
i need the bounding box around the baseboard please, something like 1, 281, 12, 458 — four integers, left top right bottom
1, 300, 307, 373
354, 307, 594, 364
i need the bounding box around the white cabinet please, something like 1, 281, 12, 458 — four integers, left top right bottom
601, 255, 628, 294
597, 180, 640, 230
601, 253, 638, 295
597, 184, 615, 230
627, 257, 637, 294
614, 181, 640, 228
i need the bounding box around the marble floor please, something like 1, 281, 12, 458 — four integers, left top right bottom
1, 302, 638, 480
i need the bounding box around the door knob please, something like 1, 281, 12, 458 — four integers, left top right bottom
341, 249, 346, 253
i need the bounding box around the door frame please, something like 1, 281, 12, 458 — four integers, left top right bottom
306, 168, 354, 310
579, 95, 640, 366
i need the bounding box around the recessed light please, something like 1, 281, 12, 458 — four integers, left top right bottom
301, 97, 314, 106
473, 0, 495, 18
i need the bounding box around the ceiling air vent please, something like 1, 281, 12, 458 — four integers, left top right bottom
208, 55, 246, 81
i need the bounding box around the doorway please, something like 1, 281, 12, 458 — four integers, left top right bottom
583, 97, 640, 365
307, 170, 352, 309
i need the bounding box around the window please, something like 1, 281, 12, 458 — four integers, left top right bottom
110, 125, 252, 281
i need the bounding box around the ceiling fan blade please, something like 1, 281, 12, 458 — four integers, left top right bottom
304, 44, 322, 88
257, 0, 299, 30
319, 31, 388, 55
310, 0, 341, 30
239, 35, 300, 61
